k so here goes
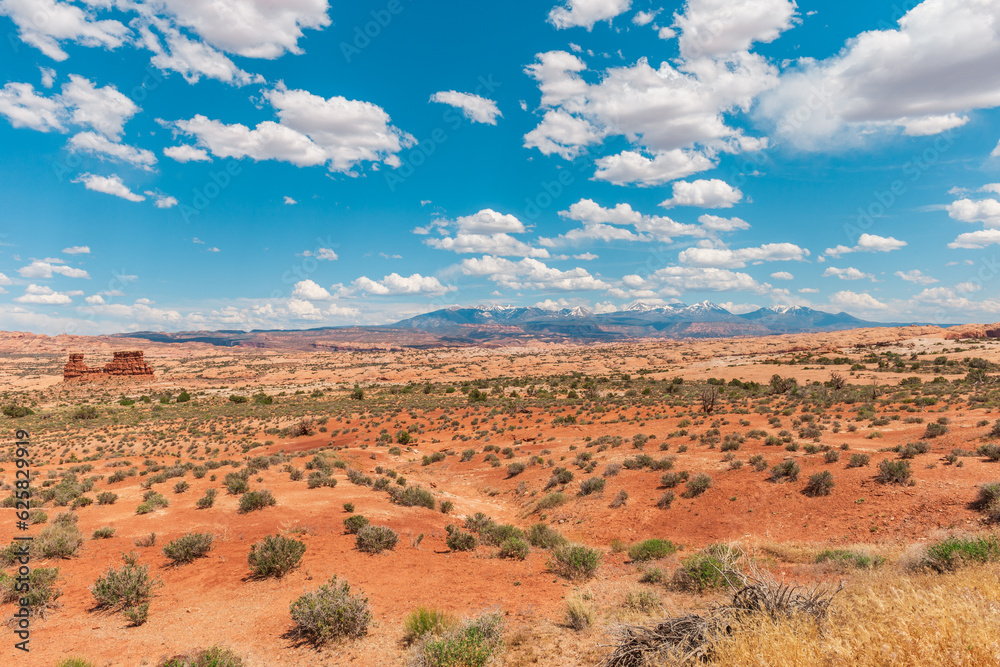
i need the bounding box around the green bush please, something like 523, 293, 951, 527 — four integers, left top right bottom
37, 520, 84, 558
684, 473, 712, 497
525, 523, 567, 549
535, 492, 567, 511
196, 488, 217, 509
847, 452, 871, 468
673, 545, 739, 592
55, 659, 94, 667
237, 489, 276, 513
163, 533, 214, 564
769, 460, 800, 483
223, 473, 249, 495
628, 538, 678, 562
343, 514, 370, 534
158, 646, 245, 667
2, 404, 34, 418
975, 482, 1000, 522
803, 471, 835, 497
91, 554, 161, 611
978, 444, 1000, 462
578, 477, 605, 496
72, 405, 100, 420
922, 534, 1000, 572
875, 459, 912, 485
413, 611, 504, 667
289, 576, 371, 644
228, 395, 248, 404
549, 544, 602, 580
96, 491, 118, 505
439, 500, 455, 514
356, 525, 398, 554
92, 526, 115, 539
247, 535, 306, 578
497, 537, 530, 560
404, 607, 456, 645
446, 526, 477, 552
816, 549, 885, 570
0, 566, 61, 617
390, 485, 436, 509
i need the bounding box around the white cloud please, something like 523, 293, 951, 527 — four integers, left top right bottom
461, 256, 609, 291
283, 196, 298, 205
632, 10, 658, 26
352, 273, 455, 296
758, 0, 1000, 149
524, 109, 603, 159
135, 16, 259, 86
0, 0, 129, 61
675, 0, 798, 59
427, 233, 549, 258
948, 197, 1000, 227
39, 67, 56, 88
84, 294, 105, 305
660, 179, 743, 208
300, 248, 339, 260
993, 140, 1000, 158
18, 259, 90, 279
824, 233, 907, 257
770, 271, 793, 280
829, 290, 888, 312
72, 173, 145, 202
895, 269, 938, 285
68, 131, 156, 170
172, 85, 414, 173
62, 246, 90, 255
0, 82, 66, 132
59, 75, 138, 140
652, 265, 770, 293
717, 301, 762, 315
292, 279, 333, 301
823, 266, 873, 281
14, 284, 73, 305
947, 229, 1000, 249
544, 198, 704, 246
592, 149, 715, 186
164, 145, 211, 162
574, 252, 599, 260
151, 193, 178, 208
680, 242, 808, 268
548, 0, 632, 30
450, 209, 526, 234
698, 214, 750, 232
430, 91, 502, 125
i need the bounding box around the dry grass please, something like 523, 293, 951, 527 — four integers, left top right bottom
704, 563, 1000, 667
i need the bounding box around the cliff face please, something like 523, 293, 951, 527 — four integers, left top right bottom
63, 351, 154, 381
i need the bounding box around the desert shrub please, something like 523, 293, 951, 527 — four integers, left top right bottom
29, 509, 47, 524
163, 533, 214, 564
978, 444, 1000, 462
535, 492, 567, 511
565, 597, 594, 631
824, 450, 840, 463
55, 659, 93, 667
3, 404, 33, 418
445, 525, 478, 552
196, 488, 217, 509
628, 538, 678, 562
405, 607, 456, 645
92, 526, 115, 539
223, 473, 249, 495
479, 523, 524, 548
134, 533, 156, 547
526, 523, 566, 549
343, 515, 371, 536
816, 549, 885, 570
237, 489, 276, 513
656, 491, 675, 509
124, 602, 149, 626
673, 545, 740, 592
769, 460, 800, 483
922, 534, 1000, 572
390, 485, 436, 509
439, 500, 455, 514
158, 646, 245, 667
306, 471, 337, 489
96, 491, 118, 505
71, 495, 93, 510
624, 589, 660, 613
609, 489, 629, 508
289, 576, 371, 644
247, 535, 306, 578
413, 611, 504, 667
0, 566, 61, 617
875, 459, 912, 485
356, 525, 398, 554
578, 477, 606, 496
923, 422, 949, 438
660, 471, 688, 488
974, 482, 1000, 522
497, 537, 530, 560
803, 471, 835, 497
604, 462, 622, 477
72, 405, 99, 420
684, 473, 712, 498
174, 481, 190, 494
37, 520, 84, 558
847, 453, 871, 468
91, 554, 161, 611
545, 468, 574, 489
549, 544, 602, 580
506, 462, 526, 477
464, 512, 497, 535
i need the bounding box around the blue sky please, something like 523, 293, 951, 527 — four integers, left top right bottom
1, 0, 999, 335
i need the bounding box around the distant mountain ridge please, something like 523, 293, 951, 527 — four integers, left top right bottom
111, 302, 919, 348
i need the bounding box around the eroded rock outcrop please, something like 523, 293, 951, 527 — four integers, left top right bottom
63, 351, 154, 381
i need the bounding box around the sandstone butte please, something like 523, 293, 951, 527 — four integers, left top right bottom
62, 350, 154, 381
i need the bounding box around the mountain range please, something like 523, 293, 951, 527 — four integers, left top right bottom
111, 302, 918, 349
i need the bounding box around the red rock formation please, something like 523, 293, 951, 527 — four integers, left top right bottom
63, 351, 153, 381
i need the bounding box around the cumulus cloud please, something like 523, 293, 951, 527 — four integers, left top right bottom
548, 0, 632, 30
895, 269, 938, 285
675, 0, 798, 58
149, 193, 178, 208
164, 145, 211, 162
652, 265, 771, 293
0, 82, 66, 132
824, 233, 907, 257
292, 279, 333, 301
430, 91, 502, 125
948, 197, 1000, 227
351, 273, 455, 296
420, 209, 547, 258
68, 131, 156, 170
660, 179, 743, 208
62, 246, 90, 255
0, 0, 129, 61
632, 10, 658, 26
14, 284, 74, 305
823, 266, 874, 281
171, 85, 414, 174
829, 290, 888, 312
72, 173, 145, 202
758, 0, 1000, 149
300, 247, 339, 260
543, 198, 704, 245
948, 229, 1000, 249
698, 214, 750, 233
770, 271, 793, 280
461, 256, 608, 291
283, 196, 297, 205
592, 149, 715, 186
134, 16, 260, 86
679, 242, 808, 268
18, 259, 90, 279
